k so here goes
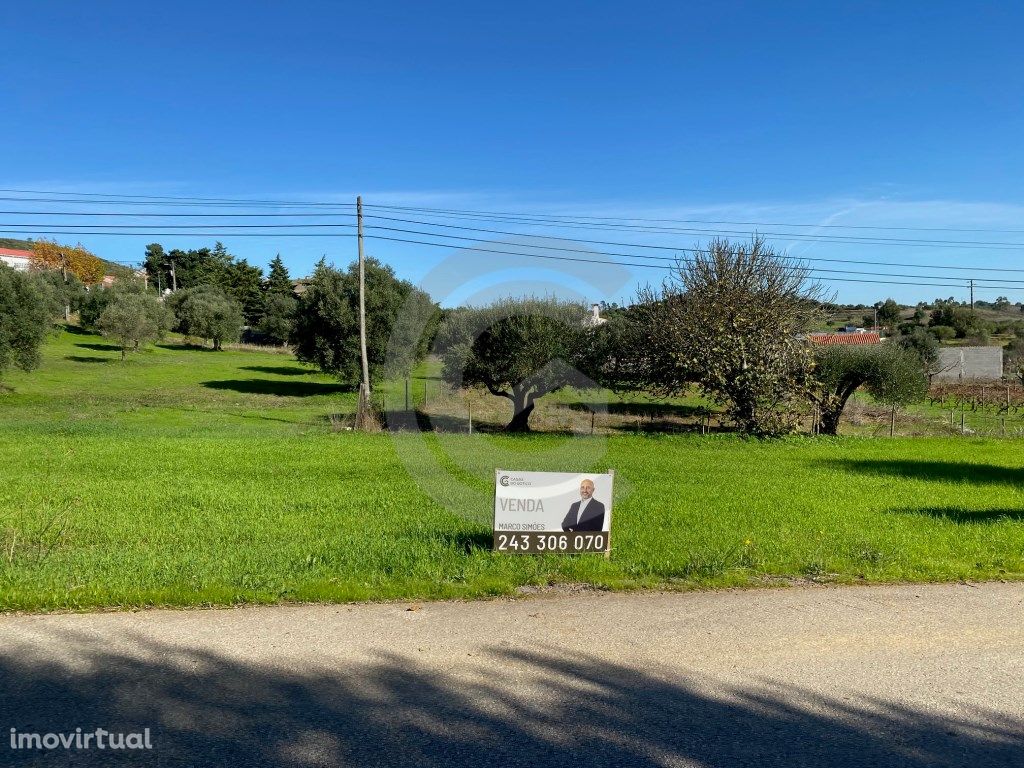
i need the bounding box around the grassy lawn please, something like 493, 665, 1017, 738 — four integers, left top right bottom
0, 329, 1022, 612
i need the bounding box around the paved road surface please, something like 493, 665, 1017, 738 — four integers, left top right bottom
0, 582, 1022, 767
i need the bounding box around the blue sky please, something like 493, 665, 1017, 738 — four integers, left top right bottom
3, 1, 1024, 306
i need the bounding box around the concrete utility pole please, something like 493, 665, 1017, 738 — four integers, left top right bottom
355, 195, 372, 429
357, 196, 370, 395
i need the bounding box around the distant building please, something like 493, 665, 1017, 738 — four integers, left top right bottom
932, 347, 1003, 381
0, 247, 32, 271
807, 332, 881, 346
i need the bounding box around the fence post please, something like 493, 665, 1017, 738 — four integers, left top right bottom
405, 377, 410, 411
424, 379, 428, 407
590, 411, 596, 435
1001, 416, 1006, 437
468, 401, 472, 435
890, 404, 896, 437
950, 409, 954, 428
961, 407, 965, 435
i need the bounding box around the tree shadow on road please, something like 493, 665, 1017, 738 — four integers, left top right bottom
0, 630, 1019, 767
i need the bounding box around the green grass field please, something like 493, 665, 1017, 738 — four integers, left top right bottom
0, 329, 1022, 612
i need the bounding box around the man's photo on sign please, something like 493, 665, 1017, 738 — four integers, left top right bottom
561, 478, 606, 532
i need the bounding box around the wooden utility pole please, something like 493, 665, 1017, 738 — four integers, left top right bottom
970, 279, 974, 309
58, 252, 70, 322
356, 196, 372, 429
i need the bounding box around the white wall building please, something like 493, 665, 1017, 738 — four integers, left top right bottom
0, 247, 32, 271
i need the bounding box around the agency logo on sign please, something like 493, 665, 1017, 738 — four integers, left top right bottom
493, 469, 613, 555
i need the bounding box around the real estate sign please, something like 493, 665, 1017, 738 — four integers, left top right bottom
493, 470, 613, 554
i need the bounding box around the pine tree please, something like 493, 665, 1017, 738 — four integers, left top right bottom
266, 254, 292, 295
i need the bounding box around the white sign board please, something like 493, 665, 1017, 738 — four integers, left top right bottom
493, 470, 613, 554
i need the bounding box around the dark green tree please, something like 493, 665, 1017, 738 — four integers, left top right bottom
259, 291, 297, 346
0, 265, 53, 387
224, 258, 265, 325
143, 243, 171, 292
876, 298, 901, 329
894, 325, 941, 380
291, 258, 437, 385
929, 301, 987, 338
266, 255, 293, 295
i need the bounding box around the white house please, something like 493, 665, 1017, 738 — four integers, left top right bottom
0, 247, 32, 271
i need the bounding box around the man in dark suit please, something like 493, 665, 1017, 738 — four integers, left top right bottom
561, 478, 606, 532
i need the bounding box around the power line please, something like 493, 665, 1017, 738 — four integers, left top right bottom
7, 222, 1022, 283
0, 222, 359, 230
361, 206, 1024, 250
361, 214, 1024, 272
0, 210, 358, 218
12, 224, 1024, 290
0, 196, 354, 209
11, 212, 1024, 274
366, 202, 1024, 236
0, 188, 356, 208
2, 188, 1023, 236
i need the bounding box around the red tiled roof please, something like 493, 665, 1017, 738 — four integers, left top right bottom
808, 332, 881, 345
0, 248, 32, 258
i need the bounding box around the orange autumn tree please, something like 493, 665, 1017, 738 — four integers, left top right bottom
31, 239, 104, 285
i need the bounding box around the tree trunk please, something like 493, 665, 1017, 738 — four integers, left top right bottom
819, 406, 842, 435
506, 389, 535, 432
818, 381, 862, 436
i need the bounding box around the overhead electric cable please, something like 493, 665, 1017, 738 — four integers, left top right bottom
365, 202, 1024, 236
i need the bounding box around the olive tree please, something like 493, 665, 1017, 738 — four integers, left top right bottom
436, 297, 591, 432
79, 278, 146, 329
643, 237, 828, 436
97, 293, 173, 360
810, 344, 927, 435
172, 285, 244, 350
0, 265, 53, 388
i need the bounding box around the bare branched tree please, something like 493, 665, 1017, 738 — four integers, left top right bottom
651, 237, 830, 435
